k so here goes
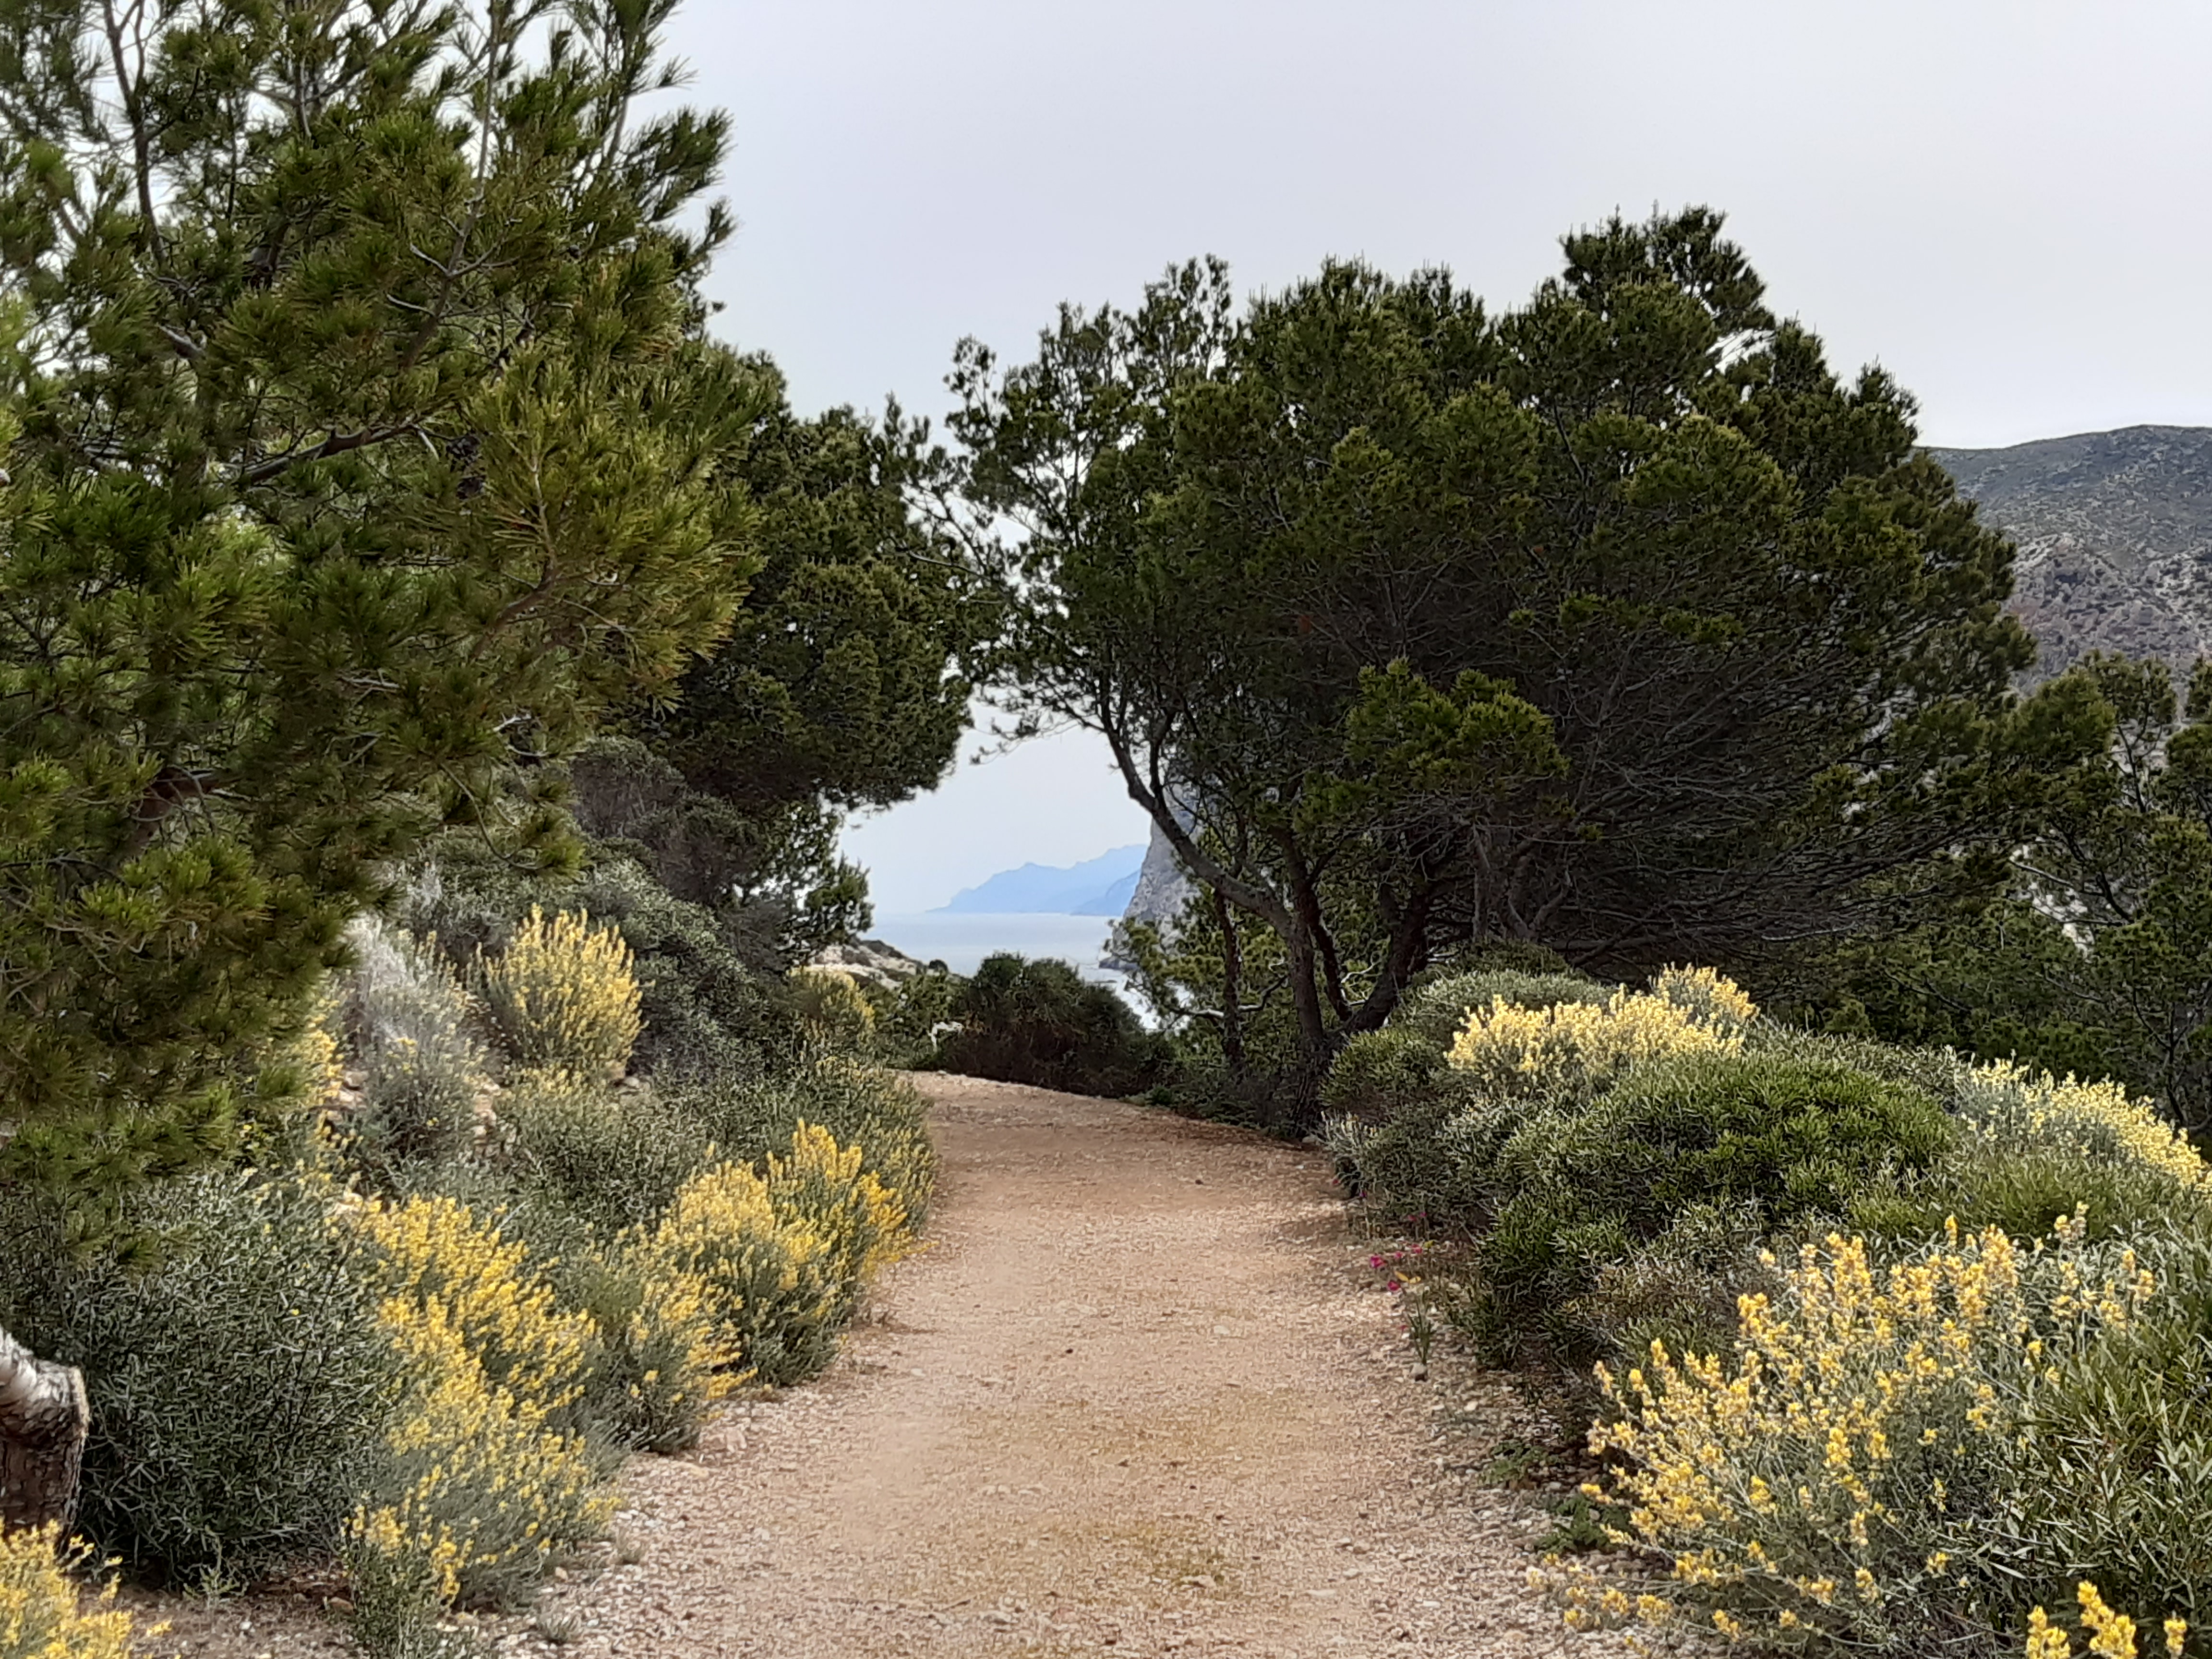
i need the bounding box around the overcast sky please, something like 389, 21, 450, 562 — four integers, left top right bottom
664, 0, 2212, 913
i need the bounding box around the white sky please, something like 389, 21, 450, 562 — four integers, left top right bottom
665, 0, 2212, 912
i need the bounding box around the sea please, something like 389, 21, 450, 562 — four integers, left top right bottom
866, 911, 1134, 997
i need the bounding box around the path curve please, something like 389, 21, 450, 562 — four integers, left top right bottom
545, 1074, 1609, 1658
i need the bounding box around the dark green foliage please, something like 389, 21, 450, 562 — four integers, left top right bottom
1762, 651, 2212, 1135
567, 738, 872, 968
639, 396, 991, 821
1321, 1027, 1448, 1120
1738, 1025, 1972, 1113
498, 1072, 710, 1240
1473, 1055, 1951, 1367
2007, 654, 2212, 1130
574, 386, 993, 971
0, 1175, 397, 1585
868, 967, 962, 1068
1752, 896, 2127, 1087
0, 0, 758, 1210
498, 1048, 935, 1241
937, 954, 1167, 1098
951, 209, 2092, 1097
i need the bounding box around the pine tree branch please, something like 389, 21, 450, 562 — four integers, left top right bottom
237, 424, 419, 486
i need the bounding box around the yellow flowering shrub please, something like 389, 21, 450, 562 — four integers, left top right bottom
789, 1054, 938, 1230
567, 1232, 748, 1455
627, 1120, 915, 1388
628, 1157, 836, 1386
1957, 1060, 2207, 1194
346, 1195, 613, 1620
768, 1119, 912, 1308
787, 966, 877, 1051
1560, 1220, 2162, 1652
352, 1193, 594, 1416
481, 907, 642, 1079
2023, 1583, 2188, 1659
0, 1527, 133, 1659
346, 1295, 615, 1614
1447, 975, 1752, 1100
1650, 963, 1759, 1033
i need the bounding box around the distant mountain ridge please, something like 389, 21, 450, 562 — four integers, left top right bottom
1930, 424, 2212, 677
935, 845, 1145, 915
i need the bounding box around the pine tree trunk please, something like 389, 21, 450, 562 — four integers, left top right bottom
0, 1323, 87, 1531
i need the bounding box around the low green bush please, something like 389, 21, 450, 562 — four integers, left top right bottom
2005, 1226, 2212, 1637
1853, 1144, 2198, 1245
1472, 1053, 1950, 1367
1515, 1052, 1953, 1227
341, 917, 490, 1184
1321, 1027, 1448, 1121
936, 953, 1167, 1098
1334, 1086, 1505, 1233
498, 1070, 712, 1238
0, 1173, 397, 1587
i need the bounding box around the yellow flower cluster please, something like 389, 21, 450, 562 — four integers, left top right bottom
348, 1296, 616, 1607
1651, 964, 1760, 1032
352, 1194, 594, 1413
786, 966, 877, 1049
1575, 1222, 2158, 1650
0, 1527, 132, 1659
1448, 974, 1753, 1099
768, 1119, 912, 1295
481, 907, 642, 1079
2024, 1583, 2187, 1658
627, 1120, 913, 1387
590, 1246, 746, 1450
347, 1197, 612, 1608
1960, 1060, 2207, 1192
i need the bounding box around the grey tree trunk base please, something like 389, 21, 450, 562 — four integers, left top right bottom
0, 1324, 88, 1532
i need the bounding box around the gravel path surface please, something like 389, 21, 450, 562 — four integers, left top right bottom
521, 1073, 1618, 1659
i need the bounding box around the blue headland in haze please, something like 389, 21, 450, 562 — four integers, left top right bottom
932, 845, 1145, 916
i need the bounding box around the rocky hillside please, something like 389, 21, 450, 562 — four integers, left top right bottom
1932, 424, 2212, 677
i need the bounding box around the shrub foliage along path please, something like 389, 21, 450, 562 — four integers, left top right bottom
534, 1074, 1614, 1658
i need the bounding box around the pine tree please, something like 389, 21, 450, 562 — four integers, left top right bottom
0, 0, 760, 1210
949, 212, 2097, 1096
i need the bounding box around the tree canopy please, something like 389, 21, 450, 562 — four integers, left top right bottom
590, 377, 991, 961
0, 0, 760, 1206
1779, 652, 2212, 1132
948, 211, 2096, 1087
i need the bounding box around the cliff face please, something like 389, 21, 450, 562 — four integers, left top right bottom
1124, 828, 1192, 931
1118, 424, 2212, 935
1931, 425, 2212, 677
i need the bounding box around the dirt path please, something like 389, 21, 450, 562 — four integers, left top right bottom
537, 1075, 1611, 1659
